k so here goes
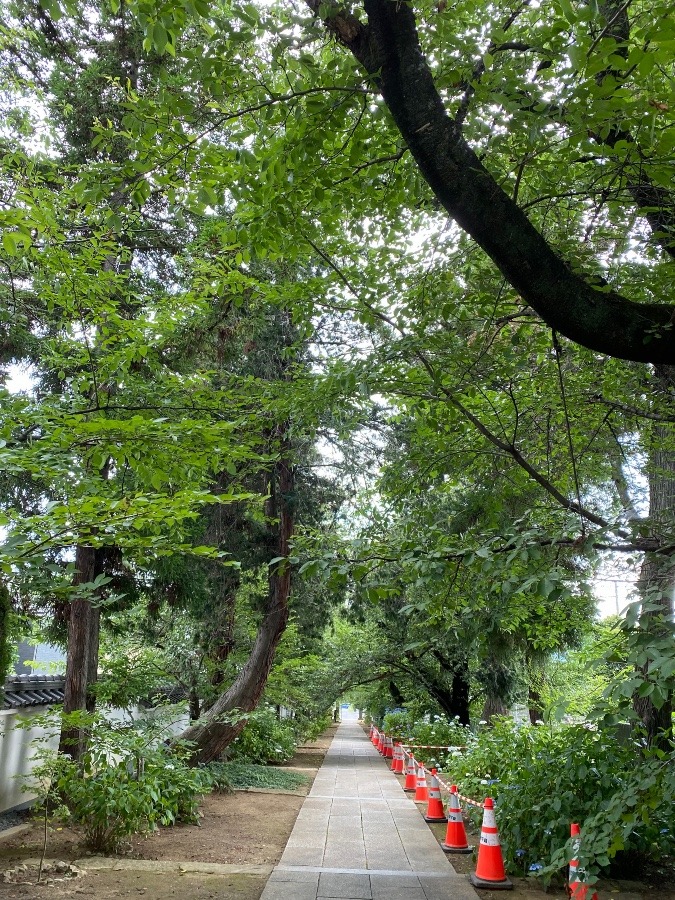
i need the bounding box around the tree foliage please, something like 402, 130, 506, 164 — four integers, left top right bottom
0, 0, 673, 762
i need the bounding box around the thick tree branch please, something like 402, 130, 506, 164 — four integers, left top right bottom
303, 0, 675, 364
587, 394, 675, 423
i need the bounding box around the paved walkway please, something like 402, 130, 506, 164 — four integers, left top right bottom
261, 721, 479, 900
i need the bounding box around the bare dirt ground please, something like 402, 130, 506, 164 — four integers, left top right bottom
0, 868, 265, 900
0, 726, 338, 900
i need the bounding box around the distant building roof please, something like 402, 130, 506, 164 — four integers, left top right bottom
2, 674, 66, 710
14, 641, 66, 676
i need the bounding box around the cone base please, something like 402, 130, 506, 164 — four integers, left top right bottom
570, 886, 599, 900
403, 787, 415, 793
424, 814, 448, 823
441, 843, 473, 854
470, 873, 513, 890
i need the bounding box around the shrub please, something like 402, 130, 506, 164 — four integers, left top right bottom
298, 712, 333, 742
228, 706, 297, 764
381, 710, 473, 767
441, 718, 675, 886
204, 762, 234, 793
28, 714, 212, 854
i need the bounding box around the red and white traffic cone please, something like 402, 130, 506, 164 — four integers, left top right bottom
404, 753, 417, 792
391, 742, 404, 773
568, 824, 598, 900
414, 762, 429, 803
377, 731, 385, 754
384, 735, 394, 759
441, 785, 473, 853
424, 769, 447, 823
470, 798, 513, 890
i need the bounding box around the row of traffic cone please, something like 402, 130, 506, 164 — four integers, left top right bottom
395, 750, 597, 893
406, 753, 512, 889
370, 725, 395, 758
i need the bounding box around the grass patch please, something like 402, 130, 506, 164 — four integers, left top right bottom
208, 762, 310, 792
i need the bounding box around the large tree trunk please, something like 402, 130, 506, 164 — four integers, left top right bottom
481, 695, 509, 724
177, 448, 294, 765
58, 545, 104, 759
633, 552, 674, 746
633, 371, 675, 747
415, 654, 471, 725
451, 662, 471, 726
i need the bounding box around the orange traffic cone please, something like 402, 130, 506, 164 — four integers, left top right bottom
371, 727, 379, 747
470, 798, 513, 890
391, 742, 403, 773
414, 762, 429, 802
384, 735, 394, 759
377, 731, 385, 753
369, 724, 374, 740
404, 753, 417, 792
424, 769, 447, 822
568, 824, 598, 900
441, 785, 473, 853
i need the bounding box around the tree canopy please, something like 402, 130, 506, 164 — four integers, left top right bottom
0, 0, 673, 759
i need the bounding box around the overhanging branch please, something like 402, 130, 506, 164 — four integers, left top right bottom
301, 0, 675, 364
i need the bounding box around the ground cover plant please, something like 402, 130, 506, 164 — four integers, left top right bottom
209, 762, 309, 792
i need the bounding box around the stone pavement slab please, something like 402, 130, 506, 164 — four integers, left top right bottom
260, 721, 480, 900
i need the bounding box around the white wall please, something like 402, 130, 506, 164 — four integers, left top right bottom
0, 703, 191, 814
0, 708, 60, 812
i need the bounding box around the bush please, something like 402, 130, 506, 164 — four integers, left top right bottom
28, 714, 212, 854
228, 706, 297, 764
204, 762, 234, 793
297, 712, 333, 742
441, 718, 675, 886
380, 710, 472, 767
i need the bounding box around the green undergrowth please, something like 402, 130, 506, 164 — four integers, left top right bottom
207, 761, 310, 792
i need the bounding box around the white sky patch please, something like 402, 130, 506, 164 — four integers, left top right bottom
593, 552, 641, 619
5, 363, 37, 394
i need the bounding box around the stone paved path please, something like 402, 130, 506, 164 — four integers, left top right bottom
260, 721, 480, 900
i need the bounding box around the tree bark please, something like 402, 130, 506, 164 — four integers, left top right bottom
633, 370, 675, 747
528, 686, 544, 725
189, 687, 201, 722
388, 680, 405, 707
58, 545, 104, 759
413, 653, 471, 724
177, 445, 294, 764
305, 0, 675, 364
481, 695, 509, 723
451, 663, 471, 726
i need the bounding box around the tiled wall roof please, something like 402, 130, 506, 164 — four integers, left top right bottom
1, 674, 66, 710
